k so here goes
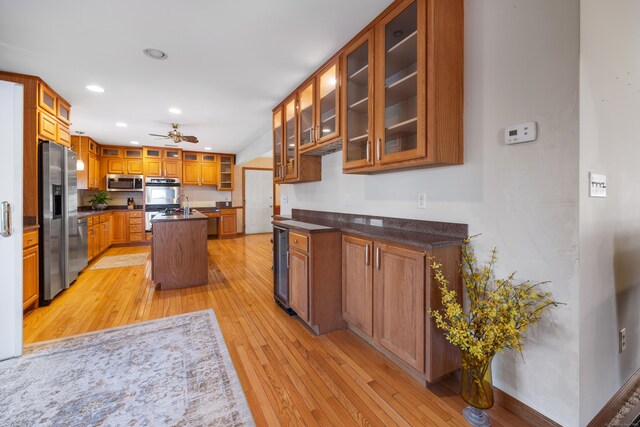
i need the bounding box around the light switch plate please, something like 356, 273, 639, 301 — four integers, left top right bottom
589, 172, 607, 198
505, 121, 537, 145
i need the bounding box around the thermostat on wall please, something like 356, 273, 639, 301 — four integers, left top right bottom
505, 121, 537, 145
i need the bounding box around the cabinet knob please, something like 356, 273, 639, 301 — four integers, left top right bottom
27, 237, 32, 242
294, 239, 298, 243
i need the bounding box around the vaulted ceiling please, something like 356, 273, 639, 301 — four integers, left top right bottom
0, 0, 392, 152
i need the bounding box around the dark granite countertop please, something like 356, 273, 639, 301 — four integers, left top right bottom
78, 205, 144, 217
272, 210, 468, 250
151, 210, 208, 223
192, 207, 221, 213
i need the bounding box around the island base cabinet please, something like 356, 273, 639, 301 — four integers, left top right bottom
373, 243, 425, 373
287, 230, 344, 334
341, 235, 461, 384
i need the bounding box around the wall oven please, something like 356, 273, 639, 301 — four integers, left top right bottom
144, 177, 181, 232
106, 174, 143, 192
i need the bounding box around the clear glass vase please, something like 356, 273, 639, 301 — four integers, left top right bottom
460, 352, 494, 426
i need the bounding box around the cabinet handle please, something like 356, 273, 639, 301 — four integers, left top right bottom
294, 239, 298, 244
365, 244, 370, 265
377, 138, 381, 161
287, 250, 290, 269
376, 246, 380, 270
316, 125, 320, 142
366, 141, 370, 162
310, 127, 314, 143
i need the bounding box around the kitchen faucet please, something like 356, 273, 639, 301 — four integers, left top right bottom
177, 194, 190, 216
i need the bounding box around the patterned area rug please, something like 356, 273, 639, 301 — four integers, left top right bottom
90, 253, 148, 270
0, 310, 254, 426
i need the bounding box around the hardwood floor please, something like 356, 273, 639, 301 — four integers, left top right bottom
24, 234, 533, 426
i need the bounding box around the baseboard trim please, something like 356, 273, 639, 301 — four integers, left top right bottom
588, 367, 640, 426
493, 387, 561, 427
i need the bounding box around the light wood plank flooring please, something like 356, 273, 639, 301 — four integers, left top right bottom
24, 234, 532, 426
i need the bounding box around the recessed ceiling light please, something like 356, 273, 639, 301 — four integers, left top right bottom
204, 147, 212, 151
86, 85, 104, 93
143, 48, 168, 60
130, 141, 140, 145
169, 107, 182, 114
116, 122, 127, 128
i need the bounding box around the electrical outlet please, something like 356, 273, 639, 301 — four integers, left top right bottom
282, 195, 288, 204
417, 192, 427, 209
620, 328, 627, 353
345, 194, 351, 206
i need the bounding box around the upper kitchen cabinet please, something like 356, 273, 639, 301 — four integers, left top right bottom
343, 30, 375, 170
218, 155, 234, 191
297, 80, 315, 153
143, 147, 181, 178
0, 72, 73, 222
273, 107, 284, 182
182, 152, 218, 186
272, 99, 322, 184
271, 0, 463, 181
348, 0, 463, 173
283, 97, 297, 180
316, 59, 340, 145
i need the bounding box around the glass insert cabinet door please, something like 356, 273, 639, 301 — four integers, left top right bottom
273, 107, 283, 181
343, 31, 374, 169
375, 0, 426, 164
297, 81, 315, 151
316, 59, 340, 144
284, 97, 297, 179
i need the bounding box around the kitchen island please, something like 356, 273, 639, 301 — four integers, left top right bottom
151, 210, 208, 290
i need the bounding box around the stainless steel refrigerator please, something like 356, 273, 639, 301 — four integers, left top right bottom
38, 141, 83, 304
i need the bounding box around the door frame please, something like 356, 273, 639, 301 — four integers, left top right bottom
0, 80, 24, 360
242, 166, 273, 235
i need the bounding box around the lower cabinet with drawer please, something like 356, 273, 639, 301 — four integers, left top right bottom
219, 209, 237, 238
128, 211, 144, 242
23, 229, 39, 311
342, 235, 462, 383
288, 230, 344, 334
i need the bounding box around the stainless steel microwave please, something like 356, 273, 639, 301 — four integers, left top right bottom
106, 174, 144, 192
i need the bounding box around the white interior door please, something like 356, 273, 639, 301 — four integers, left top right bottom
0, 81, 24, 360
245, 169, 273, 234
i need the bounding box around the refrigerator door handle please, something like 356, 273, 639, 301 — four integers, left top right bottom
0, 201, 11, 237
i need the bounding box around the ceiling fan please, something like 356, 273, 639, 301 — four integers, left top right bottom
149, 123, 199, 144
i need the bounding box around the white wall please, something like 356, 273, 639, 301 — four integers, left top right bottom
182, 185, 231, 208
277, 1, 581, 424
579, 1, 640, 424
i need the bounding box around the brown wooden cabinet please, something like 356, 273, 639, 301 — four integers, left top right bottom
144, 148, 182, 178
289, 247, 310, 322
111, 212, 127, 244
0, 72, 72, 222
182, 152, 218, 186
341, 234, 461, 382
23, 230, 39, 311
271, 0, 463, 181
273, 108, 284, 182
106, 158, 126, 174
373, 242, 425, 372
273, 100, 322, 184
88, 153, 100, 190
218, 155, 234, 190
342, 235, 373, 336
219, 209, 237, 237
287, 230, 344, 334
